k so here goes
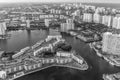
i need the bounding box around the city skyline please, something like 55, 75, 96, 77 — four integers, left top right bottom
0, 0, 120, 3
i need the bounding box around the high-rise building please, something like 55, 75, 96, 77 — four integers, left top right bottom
61, 19, 74, 32
102, 32, 113, 53
60, 23, 74, 32
117, 17, 120, 29
102, 15, 112, 27
112, 17, 120, 29
102, 32, 120, 55
60, 23, 67, 32
83, 13, 93, 22
112, 17, 118, 29
0, 22, 7, 35
26, 20, 30, 28
93, 13, 102, 23
107, 16, 113, 27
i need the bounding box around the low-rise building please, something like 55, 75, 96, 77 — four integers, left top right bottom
72, 55, 83, 64
44, 19, 51, 27
56, 51, 73, 58
0, 70, 7, 79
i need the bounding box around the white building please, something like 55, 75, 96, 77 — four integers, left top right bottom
34, 44, 53, 56
66, 19, 74, 23
20, 47, 30, 52
20, 16, 26, 22
95, 7, 105, 14
0, 22, 7, 35
102, 32, 120, 55
26, 20, 30, 28
117, 17, 120, 29
102, 15, 112, 27
112, 17, 118, 29
93, 13, 102, 23
112, 17, 120, 29
83, 13, 93, 22
61, 19, 74, 32
60, 23, 74, 32
55, 10, 61, 14
46, 35, 62, 42
72, 55, 83, 64
74, 10, 81, 16
50, 9, 56, 14
102, 32, 112, 53
0, 71, 7, 79
12, 51, 24, 59
44, 19, 51, 27
56, 51, 73, 57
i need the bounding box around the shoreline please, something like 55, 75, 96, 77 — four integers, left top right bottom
1, 36, 89, 80
59, 30, 101, 43
89, 43, 120, 67
8, 59, 88, 80
11, 63, 88, 80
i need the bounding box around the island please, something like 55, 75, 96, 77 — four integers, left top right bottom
0, 35, 88, 80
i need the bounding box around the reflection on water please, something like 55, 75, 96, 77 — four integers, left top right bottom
0, 29, 120, 80
0, 29, 48, 52
0, 39, 7, 51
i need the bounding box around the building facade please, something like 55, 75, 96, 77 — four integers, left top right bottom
0, 22, 7, 35
83, 13, 93, 22
93, 13, 102, 23
102, 32, 120, 55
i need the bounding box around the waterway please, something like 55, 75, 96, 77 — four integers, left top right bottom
0, 29, 120, 80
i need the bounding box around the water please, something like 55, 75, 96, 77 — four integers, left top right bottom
0, 29, 120, 80
0, 29, 49, 52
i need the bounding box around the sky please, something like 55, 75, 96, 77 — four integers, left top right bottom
0, 0, 120, 3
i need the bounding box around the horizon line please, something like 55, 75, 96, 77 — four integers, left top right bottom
0, 2, 120, 4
